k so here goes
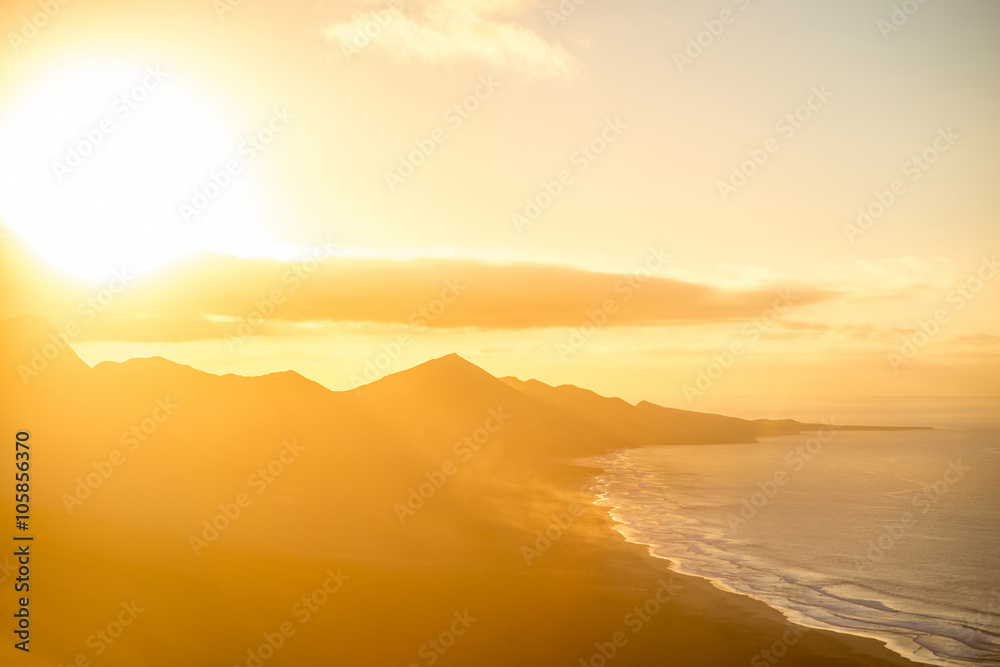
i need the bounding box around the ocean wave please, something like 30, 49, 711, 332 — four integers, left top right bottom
582, 441, 1000, 667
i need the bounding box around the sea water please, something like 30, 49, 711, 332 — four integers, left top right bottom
586, 427, 1000, 666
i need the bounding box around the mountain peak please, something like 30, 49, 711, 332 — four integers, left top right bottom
387, 353, 495, 384
419, 352, 478, 369
353, 352, 511, 401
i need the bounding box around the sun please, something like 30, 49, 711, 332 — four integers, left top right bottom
0, 56, 282, 284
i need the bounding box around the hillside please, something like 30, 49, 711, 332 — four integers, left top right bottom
0, 314, 925, 667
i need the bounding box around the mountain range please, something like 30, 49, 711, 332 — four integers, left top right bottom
0, 313, 926, 667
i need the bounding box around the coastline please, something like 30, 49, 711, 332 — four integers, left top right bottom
575, 428, 1000, 667
20, 458, 933, 667
556, 461, 930, 667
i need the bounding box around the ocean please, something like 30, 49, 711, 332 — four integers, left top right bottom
585, 427, 1000, 666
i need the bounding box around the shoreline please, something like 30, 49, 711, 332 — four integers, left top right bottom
558, 460, 930, 667
573, 430, 1000, 667
598, 502, 946, 667
3, 459, 938, 666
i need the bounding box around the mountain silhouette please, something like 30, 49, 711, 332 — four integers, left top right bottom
0, 314, 926, 667
0, 312, 926, 547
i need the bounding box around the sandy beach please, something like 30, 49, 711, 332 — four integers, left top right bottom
17, 459, 929, 667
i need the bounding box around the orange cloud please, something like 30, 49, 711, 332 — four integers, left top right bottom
54, 255, 840, 342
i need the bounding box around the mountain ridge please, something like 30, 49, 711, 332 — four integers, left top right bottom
1, 314, 931, 449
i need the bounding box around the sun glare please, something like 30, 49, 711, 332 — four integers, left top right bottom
0, 56, 280, 284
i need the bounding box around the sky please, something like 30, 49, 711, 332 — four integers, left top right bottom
0, 0, 997, 411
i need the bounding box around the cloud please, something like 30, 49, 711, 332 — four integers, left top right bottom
322, 0, 580, 79
66, 255, 837, 342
